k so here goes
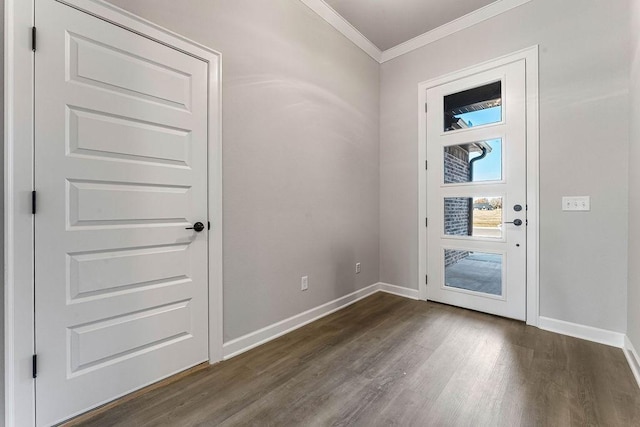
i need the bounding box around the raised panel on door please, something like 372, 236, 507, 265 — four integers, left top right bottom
67, 106, 193, 167
34, 0, 210, 425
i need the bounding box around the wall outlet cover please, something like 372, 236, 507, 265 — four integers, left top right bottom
562, 196, 590, 211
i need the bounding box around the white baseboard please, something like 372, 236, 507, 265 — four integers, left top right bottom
378, 282, 420, 300
223, 285, 640, 392
222, 286, 640, 393
624, 336, 640, 390
222, 282, 421, 359
223, 283, 381, 359
538, 316, 625, 348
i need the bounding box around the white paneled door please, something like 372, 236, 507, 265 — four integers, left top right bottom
426, 60, 527, 320
34, 1, 209, 425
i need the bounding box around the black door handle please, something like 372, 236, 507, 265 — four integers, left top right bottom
186, 222, 205, 232
504, 219, 523, 226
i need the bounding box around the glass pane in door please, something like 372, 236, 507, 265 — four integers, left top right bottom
444, 81, 502, 132
443, 139, 502, 184
444, 197, 503, 239
444, 250, 503, 296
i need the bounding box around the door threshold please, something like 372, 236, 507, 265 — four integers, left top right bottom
427, 299, 527, 323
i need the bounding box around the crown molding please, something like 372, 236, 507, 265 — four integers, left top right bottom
299, 0, 533, 64
298, 0, 382, 62
381, 0, 533, 62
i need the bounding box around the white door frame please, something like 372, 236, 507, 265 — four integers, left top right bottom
417, 46, 539, 326
4, 1, 223, 425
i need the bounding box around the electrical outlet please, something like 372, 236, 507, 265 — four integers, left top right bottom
355, 263, 361, 274
301, 276, 308, 291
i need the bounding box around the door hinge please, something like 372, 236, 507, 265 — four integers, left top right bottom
425, 217, 428, 227
208, 221, 211, 230
32, 27, 37, 52
425, 160, 428, 170
425, 103, 428, 113
32, 190, 37, 214
426, 275, 428, 285
32, 354, 37, 379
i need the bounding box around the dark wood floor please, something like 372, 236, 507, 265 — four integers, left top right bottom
75, 293, 640, 426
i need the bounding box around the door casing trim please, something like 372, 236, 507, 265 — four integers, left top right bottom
417, 46, 539, 326
4, 1, 223, 425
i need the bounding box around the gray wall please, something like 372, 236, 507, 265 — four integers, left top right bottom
105, 0, 381, 341
629, 0, 640, 348
0, 0, 635, 423
380, 0, 630, 332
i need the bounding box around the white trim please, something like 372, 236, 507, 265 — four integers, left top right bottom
5, 1, 223, 425
5, 1, 36, 426
298, 0, 382, 62
297, 0, 532, 64
624, 336, 640, 390
416, 46, 539, 93
538, 317, 625, 348
223, 283, 639, 395
378, 283, 420, 300
524, 47, 540, 327
223, 283, 382, 360
417, 46, 540, 326
381, 0, 532, 63
418, 86, 428, 302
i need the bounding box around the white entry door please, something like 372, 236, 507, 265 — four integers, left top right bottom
426, 60, 527, 320
34, 0, 210, 425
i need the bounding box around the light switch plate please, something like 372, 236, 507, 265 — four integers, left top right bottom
562, 196, 590, 211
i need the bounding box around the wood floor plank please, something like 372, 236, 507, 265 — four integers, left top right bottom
71, 293, 640, 427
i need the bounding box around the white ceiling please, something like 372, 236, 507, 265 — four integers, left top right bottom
323, 0, 499, 51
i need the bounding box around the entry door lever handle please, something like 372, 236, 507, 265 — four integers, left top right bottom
186, 222, 205, 232
504, 219, 523, 226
